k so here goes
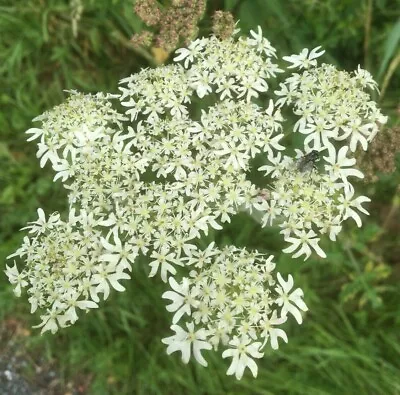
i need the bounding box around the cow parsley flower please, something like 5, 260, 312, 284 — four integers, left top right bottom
256, 147, 372, 260
162, 322, 212, 367
282, 229, 326, 260
275, 63, 387, 152
8, 26, 386, 381
222, 335, 264, 380
275, 273, 308, 324
337, 185, 371, 227
6, 210, 132, 333
259, 310, 288, 350
161, 246, 306, 379
21, 208, 60, 235
323, 145, 364, 186
283, 46, 325, 69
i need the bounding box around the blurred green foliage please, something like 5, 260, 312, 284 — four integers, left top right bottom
0, 0, 399, 393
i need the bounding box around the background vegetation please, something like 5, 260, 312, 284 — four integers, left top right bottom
0, 0, 399, 394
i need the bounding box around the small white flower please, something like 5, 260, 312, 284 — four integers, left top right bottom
301, 119, 337, 151
283, 46, 325, 69
222, 335, 264, 380
21, 208, 60, 235
162, 277, 199, 324
248, 26, 277, 57
91, 264, 131, 301
320, 215, 343, 241
275, 273, 308, 324
324, 145, 364, 186
354, 65, 378, 90
338, 186, 371, 227
282, 229, 326, 260
257, 200, 282, 227
258, 152, 284, 178
185, 242, 219, 268
173, 38, 207, 68
57, 293, 98, 326
26, 127, 45, 142
33, 307, 65, 334
260, 310, 288, 350
100, 234, 138, 272
36, 141, 60, 168
149, 247, 181, 282
340, 118, 371, 152
53, 159, 75, 182
4, 262, 28, 297
189, 70, 213, 98
162, 322, 212, 366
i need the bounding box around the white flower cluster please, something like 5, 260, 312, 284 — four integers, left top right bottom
255, 146, 370, 260
252, 46, 387, 261
173, 26, 281, 101
6, 27, 386, 380
162, 245, 307, 379
6, 209, 131, 334
25, 91, 126, 172
275, 61, 387, 152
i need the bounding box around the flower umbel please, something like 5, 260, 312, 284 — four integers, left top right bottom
161, 246, 307, 379
7, 26, 386, 380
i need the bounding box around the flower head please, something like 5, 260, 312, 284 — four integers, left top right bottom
9, 27, 386, 380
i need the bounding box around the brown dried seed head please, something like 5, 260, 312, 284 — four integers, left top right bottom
134, 0, 162, 26
357, 126, 400, 183
132, 0, 207, 55
212, 11, 235, 40
130, 31, 154, 49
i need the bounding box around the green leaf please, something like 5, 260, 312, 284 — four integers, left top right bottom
377, 18, 400, 79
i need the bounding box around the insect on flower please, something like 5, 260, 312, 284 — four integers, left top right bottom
296, 150, 320, 173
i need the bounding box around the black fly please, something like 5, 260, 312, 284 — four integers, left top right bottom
296, 150, 320, 173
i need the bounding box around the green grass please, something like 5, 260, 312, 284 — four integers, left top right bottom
1, 0, 399, 394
